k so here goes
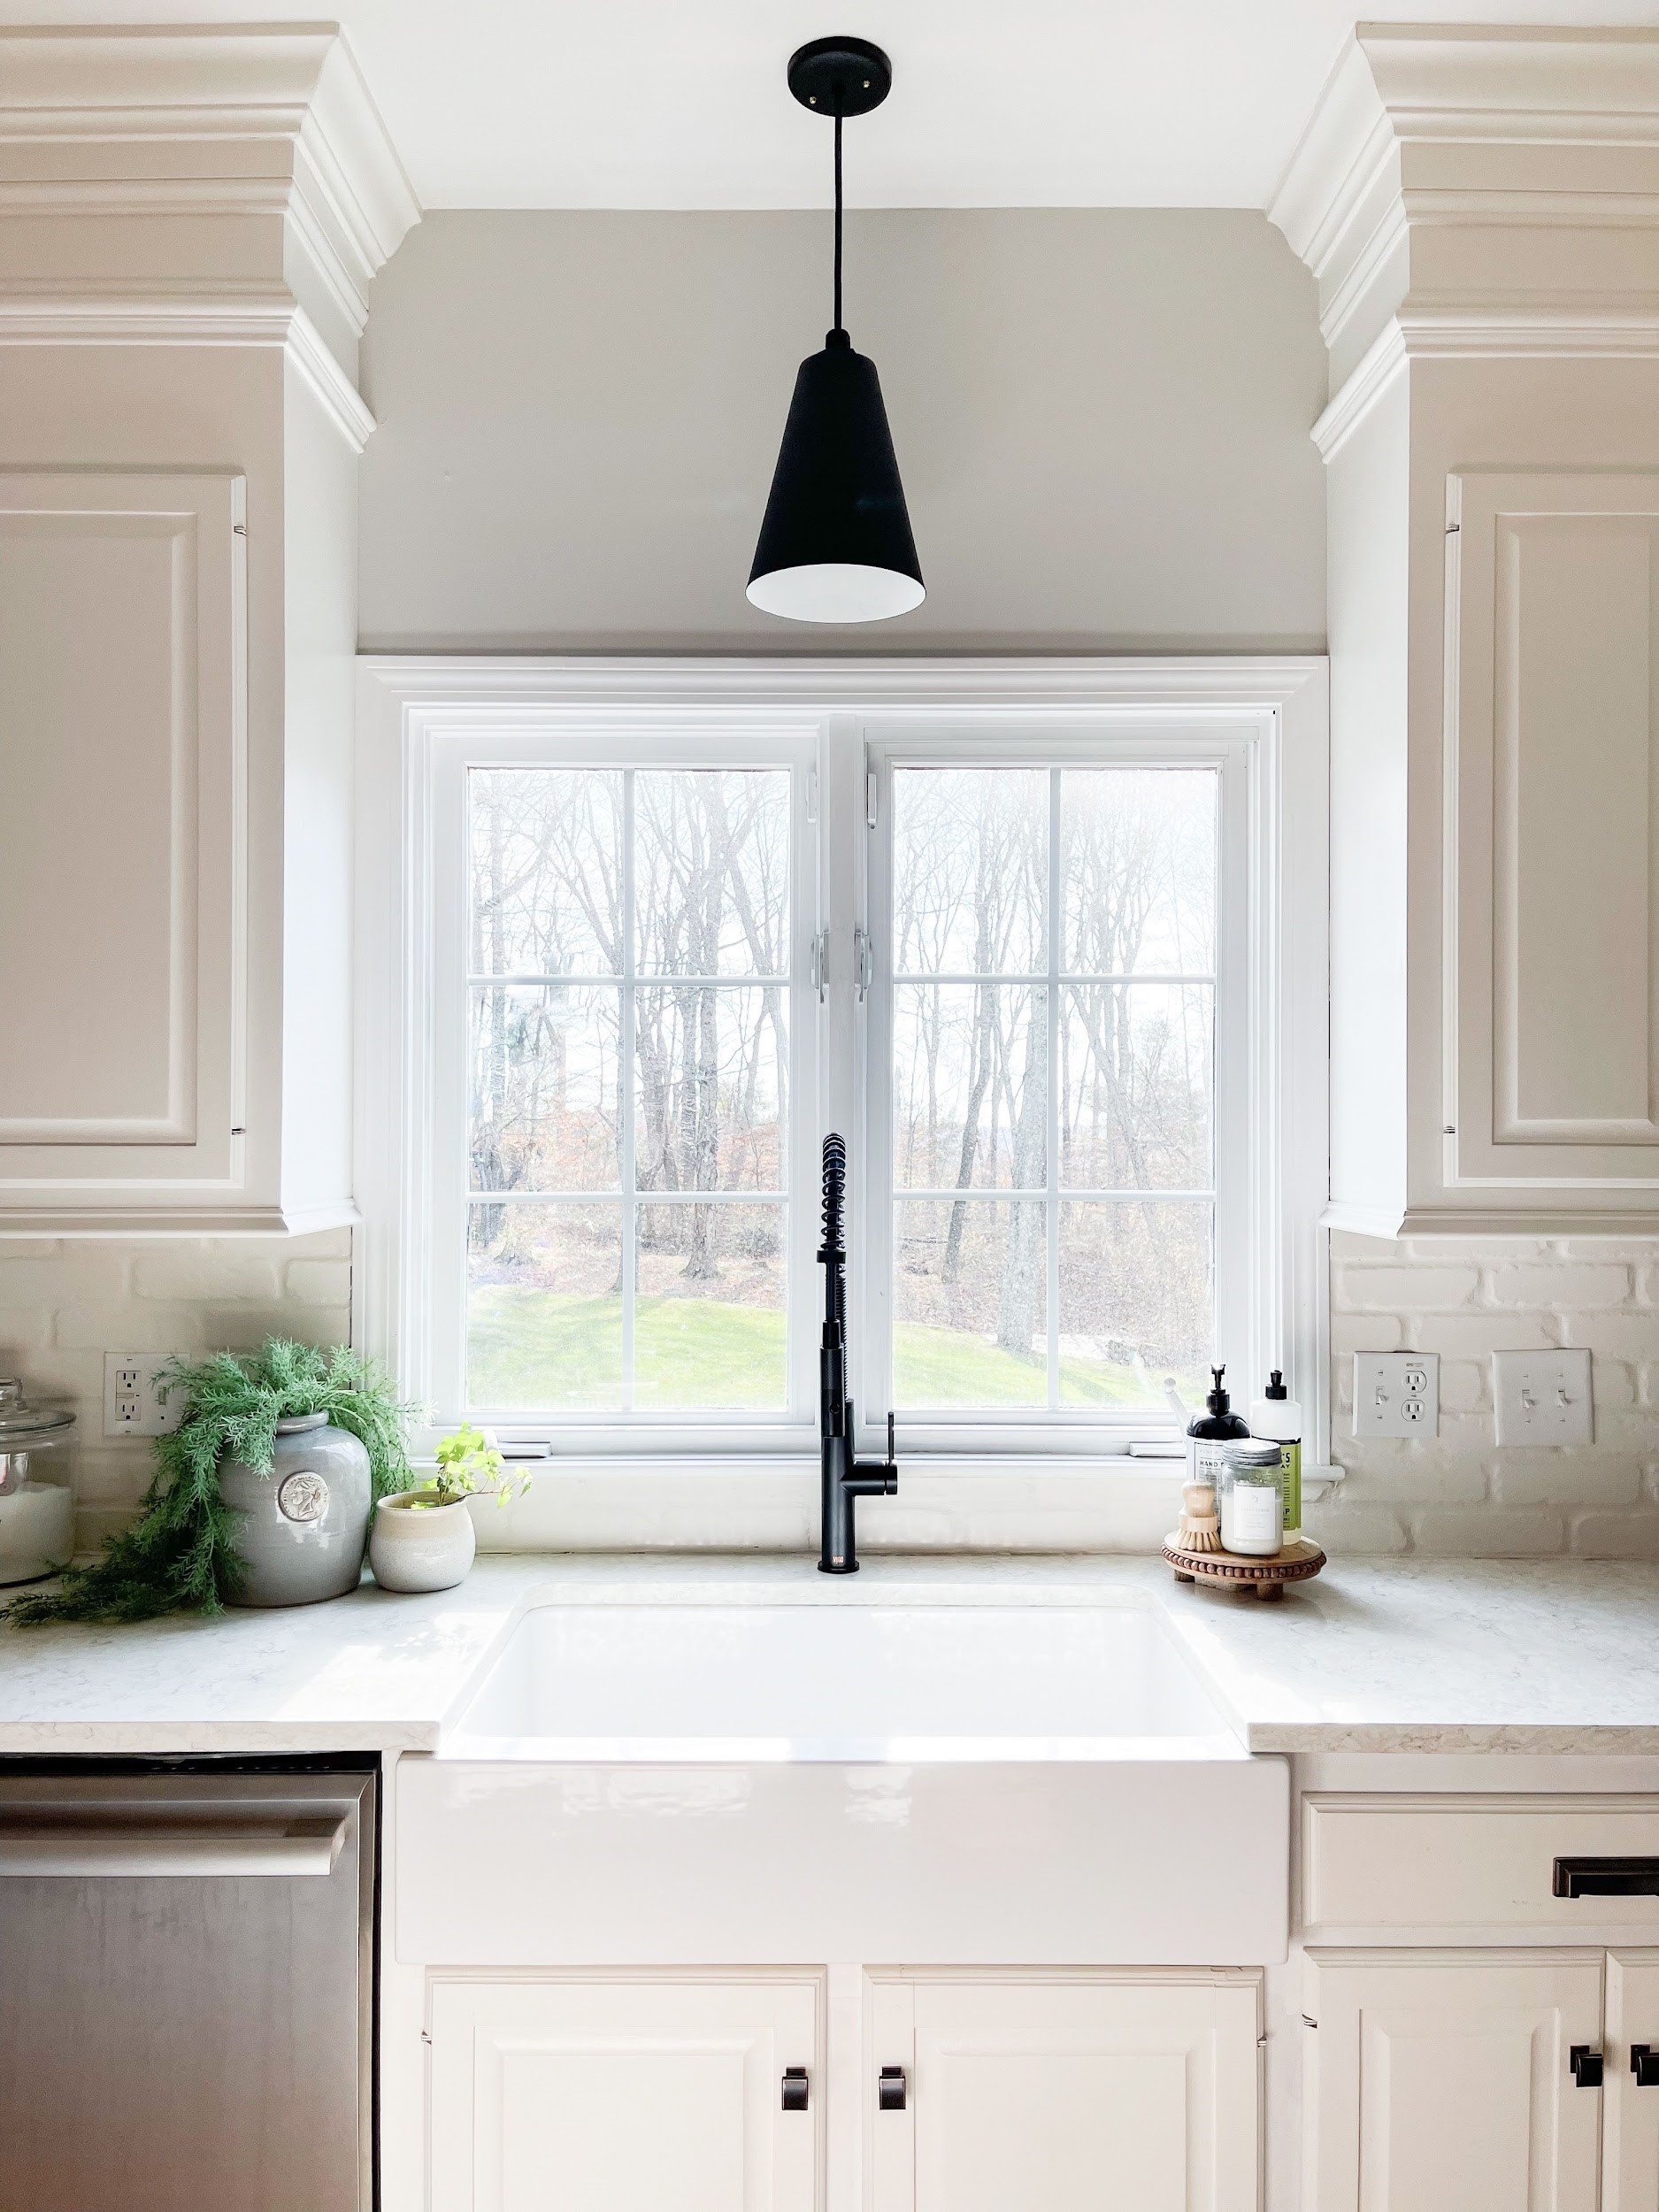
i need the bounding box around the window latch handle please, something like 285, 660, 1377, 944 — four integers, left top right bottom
854, 927, 873, 1002
811, 929, 829, 1003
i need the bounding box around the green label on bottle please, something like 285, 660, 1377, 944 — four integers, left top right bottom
1279, 1440, 1302, 1532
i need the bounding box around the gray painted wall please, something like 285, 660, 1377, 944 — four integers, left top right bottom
358, 209, 1326, 652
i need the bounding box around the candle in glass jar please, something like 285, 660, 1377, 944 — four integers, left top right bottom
1218, 1440, 1285, 1556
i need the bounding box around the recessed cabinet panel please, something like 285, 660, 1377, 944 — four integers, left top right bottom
1448, 472, 1659, 1194
427, 1975, 820, 2212
870, 1973, 1260, 2212
0, 470, 243, 1204
1304, 1950, 1602, 2212
1604, 1951, 1659, 2212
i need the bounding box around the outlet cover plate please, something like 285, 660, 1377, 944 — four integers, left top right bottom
1352, 1351, 1440, 1439
1493, 1348, 1594, 1447
103, 1354, 182, 1438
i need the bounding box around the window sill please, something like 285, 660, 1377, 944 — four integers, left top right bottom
453, 1455, 1339, 1555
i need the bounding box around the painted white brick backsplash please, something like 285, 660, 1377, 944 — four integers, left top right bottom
1326, 1231, 1659, 1560
0, 1230, 352, 1552
6, 1222, 1655, 1566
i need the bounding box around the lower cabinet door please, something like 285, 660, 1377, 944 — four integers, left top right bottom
868, 1971, 1261, 2212
428, 1974, 821, 2212
1303, 1950, 1604, 2212
1606, 1951, 1659, 2212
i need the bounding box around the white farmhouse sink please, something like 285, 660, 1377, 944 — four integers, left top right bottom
442, 1602, 1245, 1763
397, 1596, 1288, 1968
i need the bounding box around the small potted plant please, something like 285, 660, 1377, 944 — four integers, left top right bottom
4, 1340, 416, 1624
368, 1424, 526, 1594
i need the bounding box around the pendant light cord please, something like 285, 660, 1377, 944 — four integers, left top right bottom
833, 111, 843, 335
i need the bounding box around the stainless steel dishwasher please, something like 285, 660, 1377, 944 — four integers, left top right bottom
0, 1755, 376, 2211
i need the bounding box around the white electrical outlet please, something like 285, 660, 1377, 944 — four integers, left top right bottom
1352, 1351, 1440, 1439
1493, 1348, 1594, 1446
103, 1354, 182, 1438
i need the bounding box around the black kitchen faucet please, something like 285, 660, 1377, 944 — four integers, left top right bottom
818, 1133, 898, 1572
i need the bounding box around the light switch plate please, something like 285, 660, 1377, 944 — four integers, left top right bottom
1352, 1351, 1440, 1439
103, 1354, 182, 1437
1493, 1349, 1594, 1446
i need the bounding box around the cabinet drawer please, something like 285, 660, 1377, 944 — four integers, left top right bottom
1303, 1795, 1659, 1933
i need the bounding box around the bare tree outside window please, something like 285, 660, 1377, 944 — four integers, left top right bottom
891, 764, 1216, 1412
465, 765, 790, 1411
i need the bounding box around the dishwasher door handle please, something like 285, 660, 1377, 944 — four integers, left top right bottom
0, 1816, 348, 1878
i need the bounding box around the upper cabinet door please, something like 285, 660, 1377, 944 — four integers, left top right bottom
1304, 1948, 1603, 2212
1446, 472, 1659, 1214
869, 1972, 1260, 2212
0, 470, 245, 1222
428, 1974, 821, 2212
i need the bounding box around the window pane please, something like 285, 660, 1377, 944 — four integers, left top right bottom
892, 767, 1048, 976
470, 768, 623, 976
1060, 768, 1216, 975
467, 1202, 623, 1409
1057, 1201, 1210, 1409
893, 1198, 1048, 1408
634, 769, 791, 977
635, 1202, 786, 1409
893, 984, 1046, 1191
634, 986, 787, 1194
470, 985, 620, 1192
1059, 983, 1212, 1191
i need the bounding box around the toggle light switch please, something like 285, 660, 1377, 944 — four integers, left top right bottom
1493, 1349, 1593, 1446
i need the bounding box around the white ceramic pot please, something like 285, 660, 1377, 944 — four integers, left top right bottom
368, 1490, 476, 1594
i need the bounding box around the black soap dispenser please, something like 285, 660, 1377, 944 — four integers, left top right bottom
1185, 1365, 1248, 1489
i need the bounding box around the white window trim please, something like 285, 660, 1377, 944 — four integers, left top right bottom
355, 657, 1330, 1528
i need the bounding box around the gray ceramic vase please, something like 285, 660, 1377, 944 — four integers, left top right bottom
219, 1411, 372, 1608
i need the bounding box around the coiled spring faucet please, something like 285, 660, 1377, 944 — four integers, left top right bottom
818, 1133, 898, 1572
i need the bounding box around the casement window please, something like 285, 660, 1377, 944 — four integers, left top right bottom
357, 662, 1328, 1476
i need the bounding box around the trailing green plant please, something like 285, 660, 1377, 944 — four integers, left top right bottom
409, 1423, 526, 1511
4, 1340, 418, 1626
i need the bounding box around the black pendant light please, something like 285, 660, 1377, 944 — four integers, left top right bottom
748, 35, 925, 624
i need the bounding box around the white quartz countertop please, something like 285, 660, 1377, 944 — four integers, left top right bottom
0, 1552, 1655, 1756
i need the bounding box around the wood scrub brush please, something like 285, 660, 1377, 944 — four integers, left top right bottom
1176, 1480, 1222, 1553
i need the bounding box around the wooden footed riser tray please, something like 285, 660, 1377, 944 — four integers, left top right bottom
1161, 1533, 1325, 1602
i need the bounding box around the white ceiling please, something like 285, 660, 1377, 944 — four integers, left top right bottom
11, 1, 1659, 211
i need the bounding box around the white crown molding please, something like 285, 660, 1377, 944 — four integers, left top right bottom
1270, 38, 1395, 273
0, 290, 376, 450
1276, 25, 1659, 254
1274, 27, 1659, 367
1310, 321, 1407, 462
0, 26, 419, 329
1313, 304, 1659, 460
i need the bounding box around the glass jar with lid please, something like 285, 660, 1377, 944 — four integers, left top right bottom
1217, 1437, 1285, 1557
0, 1378, 76, 1586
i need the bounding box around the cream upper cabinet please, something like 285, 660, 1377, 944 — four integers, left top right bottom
1444, 473, 1659, 1210
1303, 1949, 1605, 2212
0, 27, 415, 1236
0, 378, 362, 1236
1278, 27, 1659, 1237
869, 1972, 1261, 2212
427, 1975, 822, 2212
0, 471, 246, 1210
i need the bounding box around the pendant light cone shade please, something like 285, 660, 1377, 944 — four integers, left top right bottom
748, 332, 924, 623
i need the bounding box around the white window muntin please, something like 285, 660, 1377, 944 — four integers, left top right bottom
425, 719, 824, 1447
